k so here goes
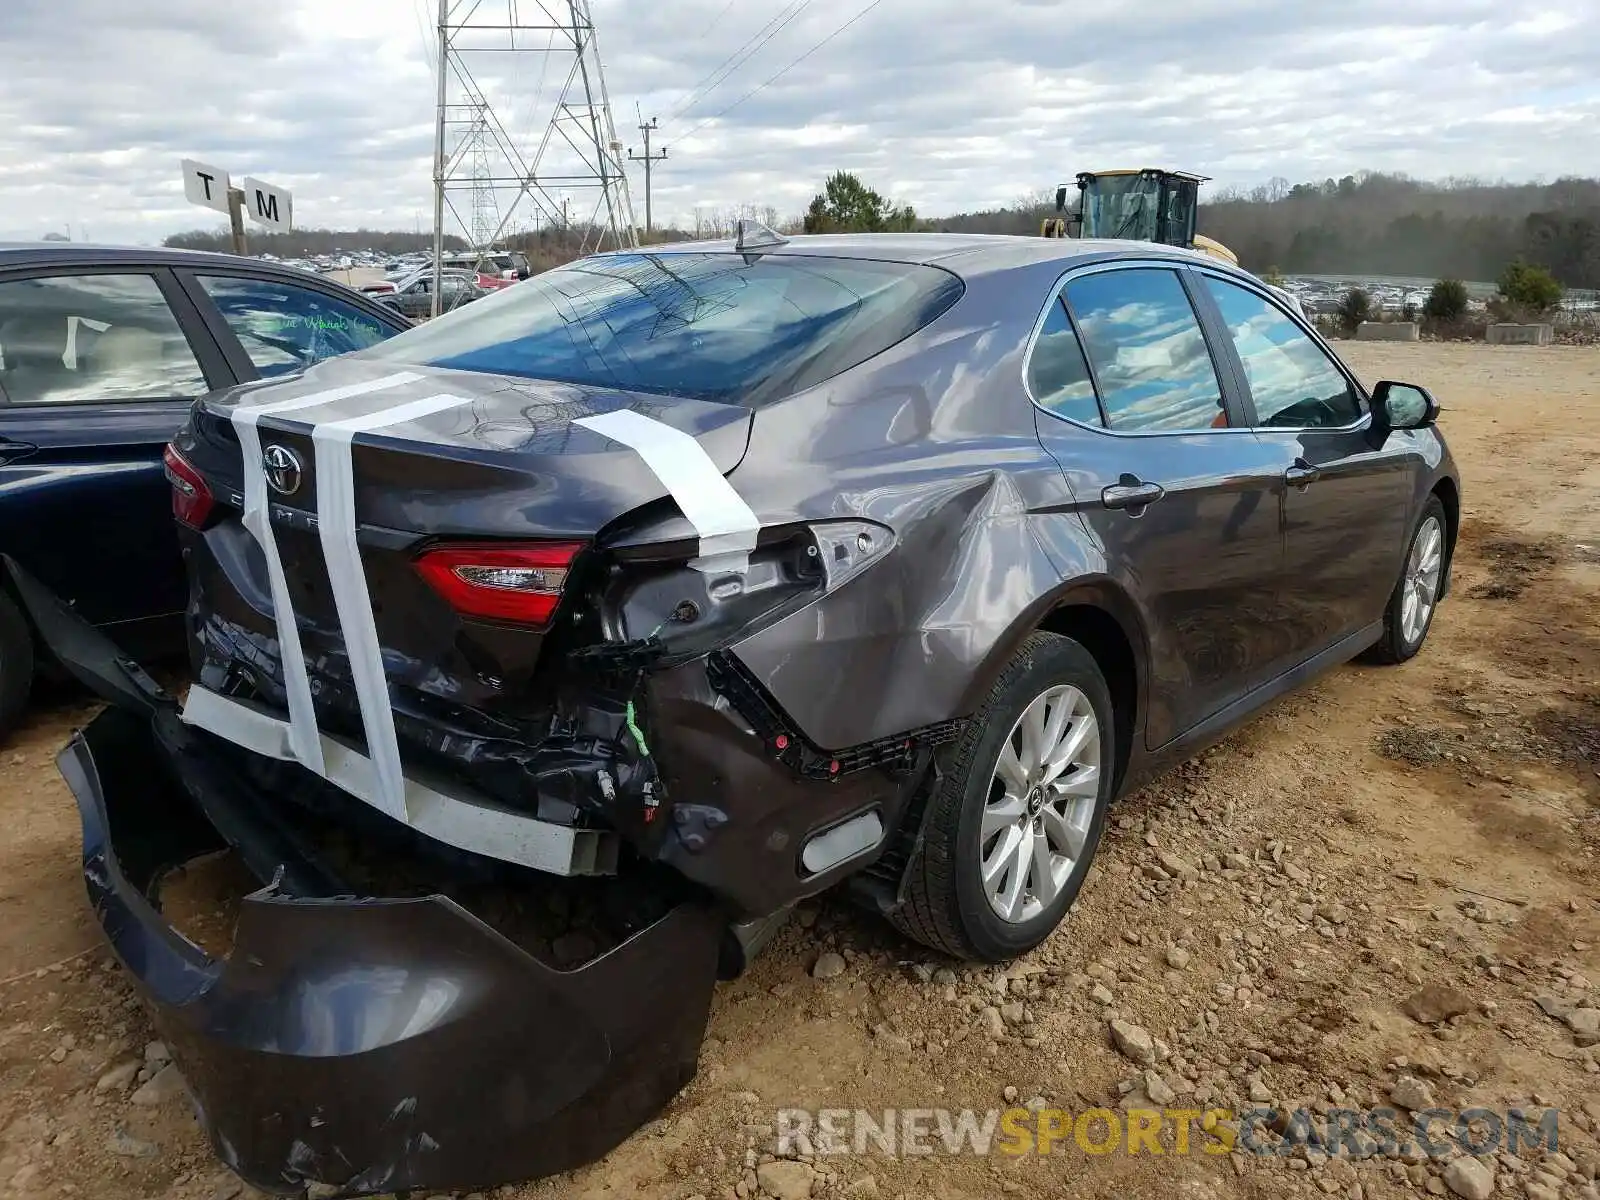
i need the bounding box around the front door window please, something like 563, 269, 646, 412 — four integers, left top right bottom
1202, 277, 1363, 429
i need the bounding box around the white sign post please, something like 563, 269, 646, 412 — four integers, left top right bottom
180, 160, 294, 257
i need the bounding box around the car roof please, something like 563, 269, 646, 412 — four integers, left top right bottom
0, 241, 339, 277
590, 231, 1240, 280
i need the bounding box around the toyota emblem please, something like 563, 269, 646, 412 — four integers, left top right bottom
262, 444, 303, 497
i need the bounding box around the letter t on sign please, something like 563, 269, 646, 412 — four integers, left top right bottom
181, 159, 231, 215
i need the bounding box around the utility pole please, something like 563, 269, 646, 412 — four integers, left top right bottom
627, 116, 666, 237
431, 0, 448, 317
227, 187, 249, 256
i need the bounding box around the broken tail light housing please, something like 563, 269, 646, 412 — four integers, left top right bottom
412, 541, 584, 627
163, 443, 215, 529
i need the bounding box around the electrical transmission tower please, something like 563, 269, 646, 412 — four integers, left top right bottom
430, 0, 638, 311
466, 103, 500, 249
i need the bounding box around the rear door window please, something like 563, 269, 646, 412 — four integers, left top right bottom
0, 273, 208, 405
1063, 268, 1229, 433
355, 252, 965, 407
195, 274, 396, 378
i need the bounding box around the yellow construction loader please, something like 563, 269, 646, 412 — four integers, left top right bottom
1043, 168, 1237, 263
1043, 168, 1303, 312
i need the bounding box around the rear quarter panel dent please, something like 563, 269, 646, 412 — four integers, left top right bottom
730, 471, 1081, 749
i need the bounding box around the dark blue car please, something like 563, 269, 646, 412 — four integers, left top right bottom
0, 243, 410, 735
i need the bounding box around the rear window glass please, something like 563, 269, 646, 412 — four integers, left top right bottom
353, 252, 964, 406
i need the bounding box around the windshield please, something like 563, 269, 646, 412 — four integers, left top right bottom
353, 251, 964, 407
1082, 176, 1160, 241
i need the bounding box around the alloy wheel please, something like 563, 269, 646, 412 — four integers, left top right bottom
1401, 515, 1444, 645
979, 684, 1100, 924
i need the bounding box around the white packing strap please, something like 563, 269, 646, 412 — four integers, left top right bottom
573, 408, 760, 573
311, 393, 474, 821
182, 686, 606, 875
181, 684, 296, 760
221, 372, 422, 772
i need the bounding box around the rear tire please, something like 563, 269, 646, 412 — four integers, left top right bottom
1365, 496, 1447, 665
888, 632, 1115, 962
0, 590, 35, 740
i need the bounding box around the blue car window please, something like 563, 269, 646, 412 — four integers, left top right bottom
195, 275, 396, 379
0, 273, 207, 405
354, 252, 964, 408
1026, 297, 1102, 427
1064, 269, 1228, 433
1202, 276, 1363, 429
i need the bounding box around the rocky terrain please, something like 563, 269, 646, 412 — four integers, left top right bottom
0, 342, 1596, 1200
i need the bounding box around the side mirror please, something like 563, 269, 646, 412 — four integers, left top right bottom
1369, 381, 1440, 437
1055, 186, 1069, 213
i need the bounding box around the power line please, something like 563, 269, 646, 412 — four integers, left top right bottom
666, 1, 813, 123
673, 0, 887, 143
697, 0, 738, 38
667, 1, 808, 122
413, 0, 438, 82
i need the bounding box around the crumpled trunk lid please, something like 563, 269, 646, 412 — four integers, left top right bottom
183, 357, 755, 543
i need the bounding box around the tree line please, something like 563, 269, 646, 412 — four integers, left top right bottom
163, 227, 471, 257
161, 222, 693, 268
164, 169, 1600, 289
1200, 172, 1600, 286
927, 172, 1600, 288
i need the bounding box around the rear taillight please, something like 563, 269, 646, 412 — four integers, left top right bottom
163, 443, 214, 529
412, 541, 584, 627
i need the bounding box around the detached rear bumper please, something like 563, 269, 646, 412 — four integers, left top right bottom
65, 708, 720, 1195
10, 557, 722, 1197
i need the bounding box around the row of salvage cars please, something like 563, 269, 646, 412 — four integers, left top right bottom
2, 227, 1460, 1196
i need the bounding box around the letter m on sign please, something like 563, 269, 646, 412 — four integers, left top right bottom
242, 177, 292, 231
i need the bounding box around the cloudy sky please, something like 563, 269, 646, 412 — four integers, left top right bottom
1, 0, 1595, 245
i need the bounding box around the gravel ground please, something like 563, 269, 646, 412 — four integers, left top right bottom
0, 342, 1596, 1200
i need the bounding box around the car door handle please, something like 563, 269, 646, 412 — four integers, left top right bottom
1284, 460, 1321, 488
0, 437, 38, 465
1101, 481, 1166, 510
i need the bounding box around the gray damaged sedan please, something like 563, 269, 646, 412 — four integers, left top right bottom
12, 227, 1460, 1196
